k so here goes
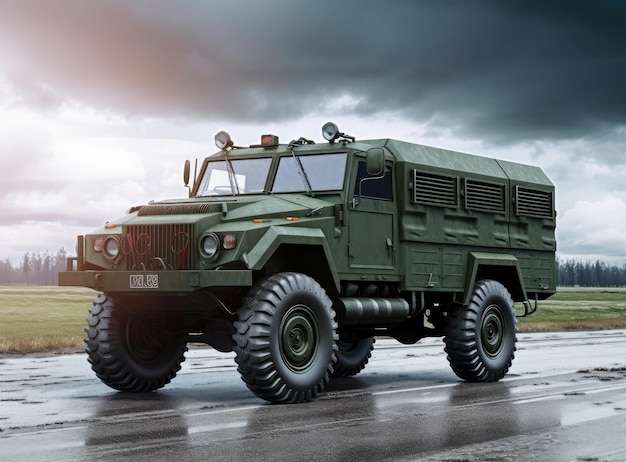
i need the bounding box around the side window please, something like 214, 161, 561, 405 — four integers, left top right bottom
354, 161, 393, 200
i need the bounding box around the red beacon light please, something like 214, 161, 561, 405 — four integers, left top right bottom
261, 134, 279, 147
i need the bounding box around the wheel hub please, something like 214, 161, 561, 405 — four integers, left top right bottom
481, 305, 505, 358
280, 305, 319, 372
125, 316, 169, 363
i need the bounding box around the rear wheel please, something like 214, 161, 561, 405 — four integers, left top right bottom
84, 294, 187, 392
332, 332, 375, 378
233, 272, 337, 403
444, 280, 517, 382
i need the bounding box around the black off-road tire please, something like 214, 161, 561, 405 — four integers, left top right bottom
444, 280, 517, 382
84, 293, 188, 392
332, 333, 375, 378
233, 272, 337, 404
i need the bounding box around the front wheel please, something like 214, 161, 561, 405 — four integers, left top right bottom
233, 272, 337, 403
444, 280, 517, 382
84, 294, 188, 392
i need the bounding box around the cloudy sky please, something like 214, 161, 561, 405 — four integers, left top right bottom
0, 0, 625, 264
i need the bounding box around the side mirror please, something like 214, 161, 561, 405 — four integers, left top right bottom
183, 159, 191, 187
366, 148, 385, 176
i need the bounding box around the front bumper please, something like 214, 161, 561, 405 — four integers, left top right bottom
59, 269, 252, 292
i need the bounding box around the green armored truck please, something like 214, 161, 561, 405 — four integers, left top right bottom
59, 122, 556, 403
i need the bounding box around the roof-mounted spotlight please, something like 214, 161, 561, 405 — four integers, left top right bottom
322, 122, 355, 144
322, 122, 340, 143
215, 130, 234, 150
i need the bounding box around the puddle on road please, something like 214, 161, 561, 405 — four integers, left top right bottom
561, 400, 624, 426
578, 366, 626, 381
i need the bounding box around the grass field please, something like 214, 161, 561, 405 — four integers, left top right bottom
0, 286, 96, 354
517, 287, 626, 332
1, 286, 626, 354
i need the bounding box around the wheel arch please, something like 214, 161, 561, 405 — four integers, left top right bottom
456, 252, 527, 305
242, 226, 340, 296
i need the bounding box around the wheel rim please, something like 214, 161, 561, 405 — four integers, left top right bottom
280, 304, 319, 372
337, 331, 361, 354
481, 304, 505, 358
125, 315, 168, 363
337, 339, 359, 354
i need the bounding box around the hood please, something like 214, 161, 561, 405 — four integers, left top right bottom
134, 194, 334, 221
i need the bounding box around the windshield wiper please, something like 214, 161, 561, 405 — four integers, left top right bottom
223, 150, 240, 195
288, 138, 314, 195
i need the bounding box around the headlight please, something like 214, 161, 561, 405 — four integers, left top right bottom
200, 233, 220, 258
103, 236, 121, 261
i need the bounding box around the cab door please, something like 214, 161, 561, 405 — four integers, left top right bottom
347, 158, 396, 271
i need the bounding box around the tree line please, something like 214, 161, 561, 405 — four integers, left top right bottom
0, 250, 625, 287
0, 249, 68, 285
557, 258, 626, 287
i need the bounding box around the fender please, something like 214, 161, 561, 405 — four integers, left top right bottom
242, 226, 340, 294
455, 251, 528, 306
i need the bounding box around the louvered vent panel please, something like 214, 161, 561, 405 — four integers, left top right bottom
515, 187, 554, 218
413, 170, 457, 207
465, 180, 505, 213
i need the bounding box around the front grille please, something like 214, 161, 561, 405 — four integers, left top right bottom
122, 224, 196, 270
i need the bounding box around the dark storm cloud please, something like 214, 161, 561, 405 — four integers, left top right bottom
0, 0, 624, 142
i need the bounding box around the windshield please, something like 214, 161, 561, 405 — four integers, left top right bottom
197, 158, 272, 196
272, 152, 347, 193
196, 152, 348, 196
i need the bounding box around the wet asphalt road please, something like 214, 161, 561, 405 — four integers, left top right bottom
1, 330, 626, 462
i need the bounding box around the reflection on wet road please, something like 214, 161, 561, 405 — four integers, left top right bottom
1, 330, 626, 461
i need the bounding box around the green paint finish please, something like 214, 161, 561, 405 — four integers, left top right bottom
61, 127, 555, 317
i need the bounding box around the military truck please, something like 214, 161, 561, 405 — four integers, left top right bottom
59, 122, 556, 403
